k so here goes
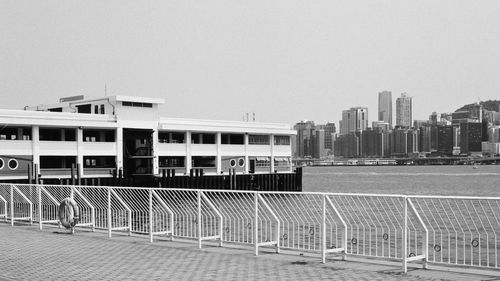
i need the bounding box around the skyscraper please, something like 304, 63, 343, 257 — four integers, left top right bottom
396, 93, 413, 128
378, 91, 392, 127
340, 107, 368, 135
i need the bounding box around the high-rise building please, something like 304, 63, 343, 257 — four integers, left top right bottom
396, 93, 413, 128
340, 107, 368, 135
293, 120, 315, 158
319, 122, 336, 152
378, 91, 392, 127
460, 121, 482, 154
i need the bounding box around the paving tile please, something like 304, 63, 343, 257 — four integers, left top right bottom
0, 223, 498, 281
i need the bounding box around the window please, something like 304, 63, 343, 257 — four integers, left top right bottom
94, 105, 99, 114
159, 156, 185, 167
249, 135, 269, 145
274, 157, 290, 167
39, 128, 75, 141
255, 157, 270, 167
158, 132, 185, 143
8, 159, 19, 170
122, 101, 153, 108
83, 129, 115, 142
274, 135, 290, 145
100, 104, 105, 114
192, 156, 216, 167
76, 104, 91, 114
221, 134, 244, 145
83, 156, 115, 168
191, 133, 215, 144
0, 158, 4, 169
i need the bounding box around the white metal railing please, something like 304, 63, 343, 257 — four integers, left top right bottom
0, 183, 499, 274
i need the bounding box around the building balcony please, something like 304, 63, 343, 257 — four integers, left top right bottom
220, 144, 245, 156
0, 140, 32, 155
157, 143, 186, 156
247, 145, 271, 156
81, 142, 117, 156
191, 144, 217, 156
39, 141, 77, 156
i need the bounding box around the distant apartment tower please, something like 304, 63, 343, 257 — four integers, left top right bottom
396, 93, 413, 128
378, 91, 392, 127
318, 122, 336, 152
340, 107, 368, 135
293, 120, 315, 158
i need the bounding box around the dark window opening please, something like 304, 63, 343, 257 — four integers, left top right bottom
192, 156, 216, 167
122, 101, 153, 108
39, 128, 76, 141
76, 104, 91, 114
0, 126, 31, 140
83, 156, 115, 168
48, 107, 63, 112
158, 131, 185, 143
100, 104, 105, 114
191, 133, 215, 144
83, 129, 115, 142
159, 156, 185, 167
221, 134, 244, 145
94, 105, 99, 114
40, 156, 76, 169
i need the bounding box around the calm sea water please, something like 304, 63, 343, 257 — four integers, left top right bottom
302, 165, 500, 197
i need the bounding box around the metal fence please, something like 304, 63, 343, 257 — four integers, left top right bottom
0, 183, 499, 273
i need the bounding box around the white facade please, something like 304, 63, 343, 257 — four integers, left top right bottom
0, 95, 295, 180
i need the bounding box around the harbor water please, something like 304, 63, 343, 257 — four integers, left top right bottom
303, 165, 500, 196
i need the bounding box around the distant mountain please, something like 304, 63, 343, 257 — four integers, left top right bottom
455, 100, 500, 112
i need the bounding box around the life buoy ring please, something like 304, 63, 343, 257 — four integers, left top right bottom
58, 198, 79, 229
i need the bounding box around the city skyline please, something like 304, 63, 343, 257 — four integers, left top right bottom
2, 1, 500, 126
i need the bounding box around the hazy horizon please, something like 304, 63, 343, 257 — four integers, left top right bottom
1, 1, 499, 126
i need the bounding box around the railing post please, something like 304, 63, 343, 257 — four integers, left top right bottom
254, 191, 259, 256
197, 190, 202, 249
322, 194, 326, 263
149, 189, 153, 243
402, 196, 408, 273
38, 185, 42, 230
107, 187, 112, 238
10, 185, 14, 227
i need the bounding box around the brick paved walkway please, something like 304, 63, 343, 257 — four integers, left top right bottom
0, 223, 498, 281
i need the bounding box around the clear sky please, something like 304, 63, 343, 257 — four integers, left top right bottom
1, 1, 499, 127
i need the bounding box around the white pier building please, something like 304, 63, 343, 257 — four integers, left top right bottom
0, 95, 295, 182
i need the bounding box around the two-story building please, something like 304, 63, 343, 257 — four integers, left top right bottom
0, 95, 295, 183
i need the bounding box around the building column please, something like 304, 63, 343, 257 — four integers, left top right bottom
270, 134, 275, 173
32, 125, 40, 176
116, 127, 123, 173
185, 131, 192, 174
152, 130, 159, 175
244, 134, 249, 174
76, 127, 84, 177
216, 132, 222, 174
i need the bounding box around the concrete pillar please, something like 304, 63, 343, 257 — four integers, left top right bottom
32, 125, 40, 175
270, 134, 275, 173
116, 127, 123, 172
216, 132, 222, 174
244, 134, 249, 174
76, 127, 84, 177
16, 128, 23, 141
152, 129, 159, 175
185, 131, 192, 173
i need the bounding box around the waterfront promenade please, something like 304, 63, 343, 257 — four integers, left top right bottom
1, 224, 497, 281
